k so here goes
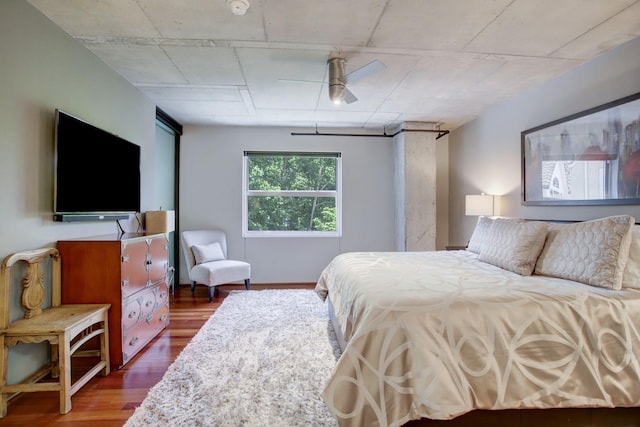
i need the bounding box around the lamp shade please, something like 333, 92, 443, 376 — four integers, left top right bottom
145, 210, 175, 233
465, 195, 494, 216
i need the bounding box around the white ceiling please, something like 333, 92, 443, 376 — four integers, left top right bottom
28, 0, 640, 130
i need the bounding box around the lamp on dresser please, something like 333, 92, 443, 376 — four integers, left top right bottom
145, 210, 175, 234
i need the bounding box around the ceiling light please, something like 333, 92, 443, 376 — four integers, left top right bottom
227, 0, 249, 15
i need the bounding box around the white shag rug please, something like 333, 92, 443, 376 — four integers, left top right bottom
125, 289, 341, 427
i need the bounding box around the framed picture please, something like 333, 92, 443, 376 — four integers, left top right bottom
522, 91, 640, 205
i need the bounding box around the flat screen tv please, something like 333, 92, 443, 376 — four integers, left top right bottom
53, 109, 141, 222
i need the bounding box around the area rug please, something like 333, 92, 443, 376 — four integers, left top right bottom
124, 289, 341, 427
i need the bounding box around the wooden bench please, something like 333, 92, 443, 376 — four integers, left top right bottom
0, 248, 111, 417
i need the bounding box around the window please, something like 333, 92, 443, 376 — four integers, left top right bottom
242, 151, 342, 237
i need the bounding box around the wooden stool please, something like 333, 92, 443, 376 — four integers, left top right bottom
0, 248, 111, 417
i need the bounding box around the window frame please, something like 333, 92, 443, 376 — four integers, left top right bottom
242, 151, 342, 238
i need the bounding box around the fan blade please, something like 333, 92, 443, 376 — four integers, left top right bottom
344, 60, 386, 84
278, 78, 326, 85
344, 87, 358, 104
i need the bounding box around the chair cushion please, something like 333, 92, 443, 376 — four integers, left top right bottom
192, 242, 225, 265
191, 260, 251, 287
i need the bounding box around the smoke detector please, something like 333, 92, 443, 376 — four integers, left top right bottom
227, 0, 249, 15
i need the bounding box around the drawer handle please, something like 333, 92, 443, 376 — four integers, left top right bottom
145, 300, 153, 307
160, 314, 168, 322
128, 310, 138, 318
122, 279, 129, 287
129, 336, 138, 346
146, 314, 153, 324
159, 291, 167, 299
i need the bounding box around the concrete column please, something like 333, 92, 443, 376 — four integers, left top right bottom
393, 122, 438, 251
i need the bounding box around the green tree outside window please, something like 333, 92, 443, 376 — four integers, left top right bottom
244, 152, 341, 235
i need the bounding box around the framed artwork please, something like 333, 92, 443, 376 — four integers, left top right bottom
522, 91, 640, 205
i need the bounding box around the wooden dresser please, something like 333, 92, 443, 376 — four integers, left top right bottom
58, 233, 170, 370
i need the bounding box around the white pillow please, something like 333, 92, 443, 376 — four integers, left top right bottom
622, 224, 640, 289
479, 218, 548, 276
191, 242, 225, 265
534, 215, 635, 290
466, 216, 494, 254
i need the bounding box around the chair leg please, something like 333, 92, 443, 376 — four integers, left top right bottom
58, 336, 72, 414
244, 279, 250, 290
190, 281, 196, 293
208, 286, 214, 302
0, 338, 8, 418
51, 342, 60, 378
100, 317, 110, 376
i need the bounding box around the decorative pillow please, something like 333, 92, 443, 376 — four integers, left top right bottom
479, 218, 548, 275
191, 242, 225, 265
622, 224, 640, 289
466, 216, 494, 254
534, 215, 635, 290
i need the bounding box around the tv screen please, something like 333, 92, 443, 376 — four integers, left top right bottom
54, 109, 141, 221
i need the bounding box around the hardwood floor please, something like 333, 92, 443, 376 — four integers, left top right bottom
0, 284, 311, 427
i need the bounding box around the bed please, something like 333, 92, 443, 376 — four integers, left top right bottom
315, 215, 640, 426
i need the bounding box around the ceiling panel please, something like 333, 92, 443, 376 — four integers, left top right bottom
87, 44, 187, 84
136, 0, 266, 41
465, 0, 638, 57
27, 0, 159, 37
163, 46, 246, 86
370, 0, 512, 50
139, 86, 242, 102
553, 1, 640, 59
263, 0, 387, 45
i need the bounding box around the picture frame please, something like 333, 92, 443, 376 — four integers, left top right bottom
521, 91, 640, 206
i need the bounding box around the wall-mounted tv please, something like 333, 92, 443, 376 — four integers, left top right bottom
53, 109, 141, 222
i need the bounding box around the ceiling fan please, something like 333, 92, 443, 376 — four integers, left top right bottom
280, 57, 386, 105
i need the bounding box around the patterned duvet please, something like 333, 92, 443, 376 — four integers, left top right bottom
315, 250, 640, 426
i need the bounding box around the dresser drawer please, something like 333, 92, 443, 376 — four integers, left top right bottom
156, 282, 170, 310
121, 239, 150, 298
122, 305, 170, 364
148, 235, 169, 285
122, 285, 159, 330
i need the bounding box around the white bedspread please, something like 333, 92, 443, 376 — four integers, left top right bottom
315, 250, 640, 427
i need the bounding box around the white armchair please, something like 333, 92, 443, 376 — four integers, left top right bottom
180, 230, 251, 302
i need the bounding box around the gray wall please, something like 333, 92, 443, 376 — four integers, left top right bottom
449, 37, 640, 246
179, 126, 397, 284
1, 1, 157, 383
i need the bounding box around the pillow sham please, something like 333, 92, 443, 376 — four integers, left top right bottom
622, 224, 640, 289
192, 242, 225, 265
479, 218, 548, 276
534, 215, 635, 290
466, 216, 494, 254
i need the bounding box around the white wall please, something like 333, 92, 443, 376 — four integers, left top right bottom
449, 37, 640, 245
179, 126, 396, 283
1, 1, 157, 383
